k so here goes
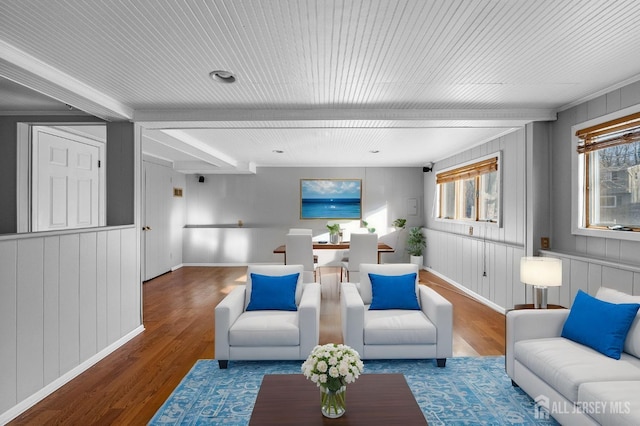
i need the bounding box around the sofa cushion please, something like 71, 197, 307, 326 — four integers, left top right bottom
596, 287, 640, 358
244, 265, 304, 309
514, 337, 640, 403
579, 381, 640, 426
369, 273, 420, 310
246, 273, 299, 311
358, 264, 419, 305
364, 309, 436, 345
229, 311, 299, 346
561, 290, 639, 359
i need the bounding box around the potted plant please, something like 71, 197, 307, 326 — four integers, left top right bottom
361, 220, 376, 233
327, 223, 341, 244
406, 227, 426, 266
392, 218, 406, 230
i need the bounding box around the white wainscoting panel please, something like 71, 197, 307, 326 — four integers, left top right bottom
16, 238, 44, 401
0, 240, 18, 410
425, 228, 526, 311
80, 232, 98, 363
541, 250, 640, 308
0, 226, 141, 420
59, 234, 81, 375
43, 236, 60, 385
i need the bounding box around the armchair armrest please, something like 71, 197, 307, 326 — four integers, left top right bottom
419, 286, 453, 358
214, 285, 246, 360
341, 283, 365, 355
505, 309, 569, 377
299, 282, 321, 357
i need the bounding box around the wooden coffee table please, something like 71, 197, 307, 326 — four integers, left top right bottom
249, 373, 428, 425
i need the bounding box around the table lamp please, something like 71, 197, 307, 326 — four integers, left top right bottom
520, 257, 562, 309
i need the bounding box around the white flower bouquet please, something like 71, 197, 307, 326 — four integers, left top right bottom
301, 343, 364, 390
301, 343, 364, 417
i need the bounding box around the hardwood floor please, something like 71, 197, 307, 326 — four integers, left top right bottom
10, 266, 505, 425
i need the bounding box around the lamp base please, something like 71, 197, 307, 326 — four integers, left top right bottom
533, 285, 548, 309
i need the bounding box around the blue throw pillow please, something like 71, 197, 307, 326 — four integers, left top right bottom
561, 289, 640, 359
368, 273, 420, 310
246, 273, 299, 311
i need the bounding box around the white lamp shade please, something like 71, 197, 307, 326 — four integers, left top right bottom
520, 257, 562, 287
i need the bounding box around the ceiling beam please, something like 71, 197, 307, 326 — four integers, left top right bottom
135, 108, 557, 124
0, 40, 133, 121
142, 129, 238, 169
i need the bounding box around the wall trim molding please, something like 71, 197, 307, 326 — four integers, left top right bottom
540, 249, 640, 273
182, 262, 279, 267
426, 227, 525, 251
0, 325, 144, 425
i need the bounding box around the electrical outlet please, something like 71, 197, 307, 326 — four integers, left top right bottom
541, 237, 550, 249
468, 226, 473, 236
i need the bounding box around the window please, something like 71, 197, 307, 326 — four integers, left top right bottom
436, 155, 500, 223
575, 111, 640, 232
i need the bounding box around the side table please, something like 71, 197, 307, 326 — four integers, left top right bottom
512, 303, 566, 310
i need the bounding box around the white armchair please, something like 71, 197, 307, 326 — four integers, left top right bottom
341, 263, 453, 366
215, 264, 321, 368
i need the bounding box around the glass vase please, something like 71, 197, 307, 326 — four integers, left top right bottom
321, 385, 346, 418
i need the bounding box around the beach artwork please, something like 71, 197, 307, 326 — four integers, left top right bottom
300, 179, 362, 219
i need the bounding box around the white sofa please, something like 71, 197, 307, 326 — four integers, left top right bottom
215, 264, 321, 368
341, 263, 453, 366
506, 287, 640, 425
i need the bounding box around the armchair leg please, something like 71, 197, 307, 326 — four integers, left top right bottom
436, 358, 446, 368
218, 360, 229, 369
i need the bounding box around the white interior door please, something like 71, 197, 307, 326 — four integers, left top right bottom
32, 126, 103, 232
143, 161, 172, 281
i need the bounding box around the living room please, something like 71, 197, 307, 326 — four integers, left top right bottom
2, 1, 640, 424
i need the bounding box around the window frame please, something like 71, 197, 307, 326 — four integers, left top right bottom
571, 105, 640, 242
435, 152, 502, 227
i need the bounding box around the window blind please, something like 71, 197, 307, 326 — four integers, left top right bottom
436, 157, 498, 184
576, 111, 640, 154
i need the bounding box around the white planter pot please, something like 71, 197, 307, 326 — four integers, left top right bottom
410, 255, 423, 267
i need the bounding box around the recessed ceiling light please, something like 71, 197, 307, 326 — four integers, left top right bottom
209, 70, 236, 83
273, 149, 284, 154
369, 150, 380, 154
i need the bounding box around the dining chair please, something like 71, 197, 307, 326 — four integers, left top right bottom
288, 228, 319, 269
285, 233, 317, 282
342, 233, 378, 282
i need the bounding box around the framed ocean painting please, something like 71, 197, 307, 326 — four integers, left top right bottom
300, 179, 362, 219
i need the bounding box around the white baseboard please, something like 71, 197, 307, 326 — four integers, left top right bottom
0, 325, 145, 425
181, 262, 280, 267
425, 267, 507, 315
171, 263, 184, 271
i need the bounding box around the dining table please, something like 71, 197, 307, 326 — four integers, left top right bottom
273, 241, 394, 264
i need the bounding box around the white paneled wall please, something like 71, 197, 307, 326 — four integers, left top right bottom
541, 251, 640, 308
0, 226, 141, 419
424, 81, 640, 312
424, 128, 528, 311
183, 167, 424, 265
425, 229, 526, 311
552, 80, 640, 264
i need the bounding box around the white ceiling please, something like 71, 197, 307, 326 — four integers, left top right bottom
2, 0, 640, 173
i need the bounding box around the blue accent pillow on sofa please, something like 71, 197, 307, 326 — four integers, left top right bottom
561, 289, 640, 359
368, 273, 420, 310
246, 273, 299, 311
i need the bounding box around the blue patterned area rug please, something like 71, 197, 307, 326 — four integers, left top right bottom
149, 357, 558, 425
